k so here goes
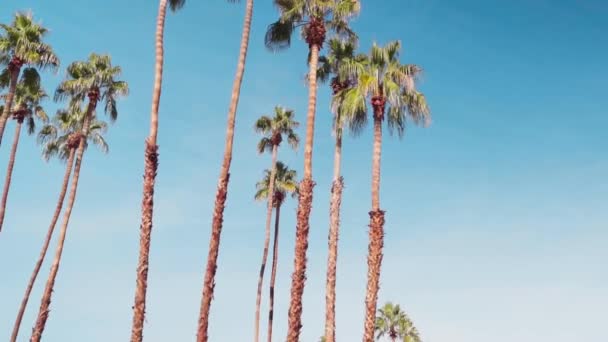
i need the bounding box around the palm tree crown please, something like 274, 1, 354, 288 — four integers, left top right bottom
55, 53, 128, 119
38, 108, 109, 161
255, 106, 300, 153
0, 12, 59, 71
265, 0, 361, 51
341, 41, 430, 133
318, 37, 367, 135
375, 302, 421, 342
7, 72, 48, 133
254, 161, 298, 207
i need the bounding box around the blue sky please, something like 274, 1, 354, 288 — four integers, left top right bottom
1, 0, 607, 341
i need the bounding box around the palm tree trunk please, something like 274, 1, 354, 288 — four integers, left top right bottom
10, 148, 75, 342
130, 0, 167, 340
254, 145, 278, 342
30, 105, 93, 342
267, 203, 281, 342
362, 116, 385, 342
286, 43, 320, 342
0, 64, 20, 146
324, 131, 343, 342
0, 120, 22, 232
197, 0, 253, 340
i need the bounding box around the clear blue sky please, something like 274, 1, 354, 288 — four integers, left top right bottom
1, 0, 607, 341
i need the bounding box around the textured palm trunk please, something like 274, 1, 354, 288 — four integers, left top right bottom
196, 0, 253, 340
10, 148, 75, 342
30, 102, 94, 342
362, 115, 385, 342
0, 120, 22, 232
267, 203, 281, 342
254, 145, 278, 342
0, 64, 20, 146
286, 42, 320, 342
323, 131, 343, 342
130, 1, 167, 340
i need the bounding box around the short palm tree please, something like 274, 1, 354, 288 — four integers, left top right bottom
375, 303, 421, 342
317, 37, 366, 342
0, 70, 48, 232
265, 1, 360, 339
340, 41, 430, 342
253, 107, 299, 342
253, 162, 298, 342
0, 12, 58, 146
197, 0, 254, 339
30, 54, 128, 342
10, 107, 108, 342
132, 1, 187, 340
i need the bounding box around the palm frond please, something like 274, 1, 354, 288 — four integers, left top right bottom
169, 0, 186, 11
265, 20, 295, 52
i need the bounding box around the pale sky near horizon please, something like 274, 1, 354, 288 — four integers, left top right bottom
1, 0, 607, 341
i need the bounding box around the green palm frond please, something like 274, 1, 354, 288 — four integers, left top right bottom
39, 105, 111, 162
55, 53, 128, 121
254, 106, 300, 154
339, 41, 431, 139
375, 302, 422, 342
6, 70, 48, 135
265, 20, 295, 52
257, 137, 273, 154
0, 12, 59, 71
0, 68, 10, 88
254, 161, 299, 206
169, 0, 186, 11
265, 0, 360, 52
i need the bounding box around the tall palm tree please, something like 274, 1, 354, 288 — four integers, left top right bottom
375, 302, 421, 342
254, 162, 298, 342
316, 37, 366, 342
265, 2, 359, 339
253, 107, 299, 342
10, 107, 108, 342
340, 41, 430, 342
0, 12, 58, 146
30, 54, 128, 341
196, 0, 254, 340
131, 1, 186, 340
0, 70, 48, 232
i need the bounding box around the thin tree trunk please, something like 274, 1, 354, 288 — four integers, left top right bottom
362, 117, 385, 342
267, 204, 281, 342
0, 66, 20, 146
286, 43, 320, 342
30, 104, 93, 342
254, 145, 278, 342
197, 0, 253, 340
10, 149, 76, 342
0, 120, 22, 232
324, 132, 343, 342
130, 0, 167, 340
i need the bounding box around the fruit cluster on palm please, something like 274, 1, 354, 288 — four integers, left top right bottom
2, 0, 431, 341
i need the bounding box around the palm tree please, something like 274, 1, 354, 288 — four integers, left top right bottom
375, 302, 421, 342
131, 1, 186, 340
30, 54, 128, 341
317, 37, 366, 342
252, 107, 299, 342
0, 12, 58, 146
253, 162, 298, 342
340, 41, 430, 342
196, 0, 254, 339
265, 2, 359, 339
10, 107, 108, 342
0, 70, 48, 232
